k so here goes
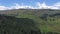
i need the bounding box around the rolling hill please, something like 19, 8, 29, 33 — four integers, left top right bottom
0, 9, 60, 34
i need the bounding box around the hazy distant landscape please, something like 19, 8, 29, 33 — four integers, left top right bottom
0, 9, 60, 34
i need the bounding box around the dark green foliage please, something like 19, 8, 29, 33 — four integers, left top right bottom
49, 13, 60, 17
0, 15, 41, 34
39, 14, 48, 21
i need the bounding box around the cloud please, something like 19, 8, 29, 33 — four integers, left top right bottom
0, 6, 8, 10
37, 2, 48, 9
0, 2, 60, 10
54, 2, 60, 7
0, 3, 35, 10
36, 2, 60, 9
48, 2, 60, 9
8, 3, 35, 9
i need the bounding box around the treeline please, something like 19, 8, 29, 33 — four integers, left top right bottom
40, 13, 60, 21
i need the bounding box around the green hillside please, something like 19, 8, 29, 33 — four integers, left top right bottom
0, 9, 60, 34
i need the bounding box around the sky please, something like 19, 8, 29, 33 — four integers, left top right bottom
0, 0, 60, 10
